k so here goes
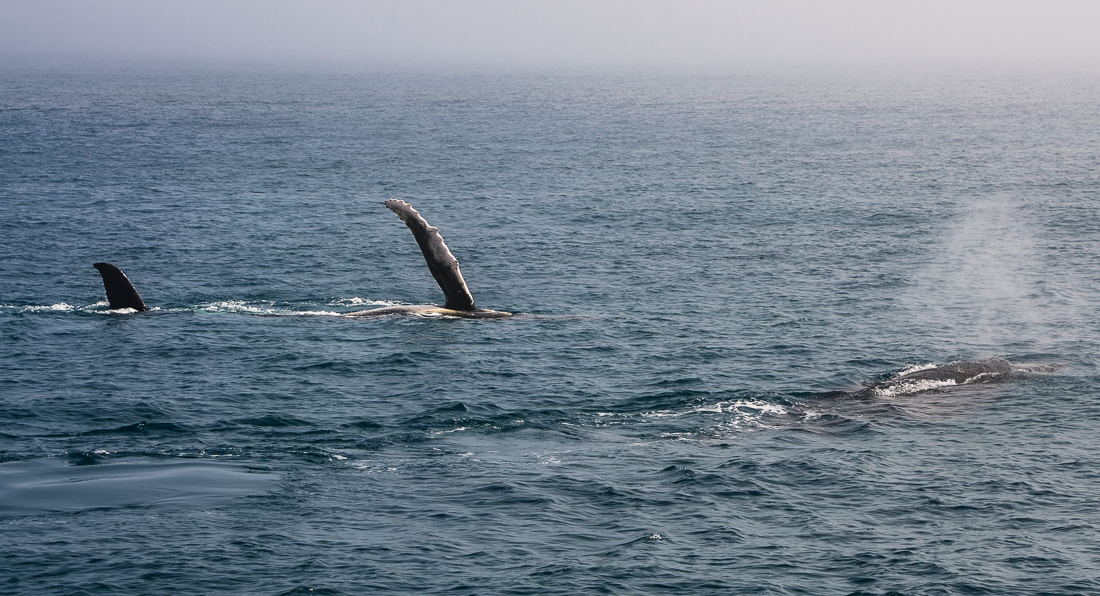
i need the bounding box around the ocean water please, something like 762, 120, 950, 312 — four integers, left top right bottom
2, 65, 1099, 595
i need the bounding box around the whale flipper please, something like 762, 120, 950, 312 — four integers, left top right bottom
92, 263, 148, 312
384, 199, 477, 311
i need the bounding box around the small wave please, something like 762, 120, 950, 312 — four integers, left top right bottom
80, 421, 189, 436
232, 415, 313, 428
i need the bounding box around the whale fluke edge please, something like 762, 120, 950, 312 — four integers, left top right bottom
92, 262, 148, 312
348, 200, 512, 319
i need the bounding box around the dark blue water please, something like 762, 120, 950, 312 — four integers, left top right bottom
2, 65, 1099, 595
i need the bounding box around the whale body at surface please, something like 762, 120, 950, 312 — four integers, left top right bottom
883, 357, 1015, 385
847, 357, 1057, 398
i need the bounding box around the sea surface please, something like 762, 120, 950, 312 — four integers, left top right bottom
2, 64, 1099, 595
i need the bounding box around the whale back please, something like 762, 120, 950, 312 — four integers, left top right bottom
383, 199, 476, 311
893, 357, 1014, 385
92, 262, 148, 311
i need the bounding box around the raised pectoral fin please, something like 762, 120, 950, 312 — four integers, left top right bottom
383, 200, 476, 311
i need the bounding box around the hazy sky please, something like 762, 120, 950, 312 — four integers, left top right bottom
2, 0, 1099, 67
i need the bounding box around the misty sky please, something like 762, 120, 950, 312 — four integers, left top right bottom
2, 0, 1099, 67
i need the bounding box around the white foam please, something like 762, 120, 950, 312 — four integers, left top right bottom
592, 398, 790, 437
7, 302, 127, 313
333, 297, 391, 307
895, 362, 938, 376
642, 399, 788, 419
197, 301, 342, 317
431, 426, 485, 436
200, 301, 270, 314
14, 302, 77, 312
872, 378, 957, 397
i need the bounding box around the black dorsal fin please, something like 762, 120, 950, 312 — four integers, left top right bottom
384, 200, 477, 311
92, 263, 148, 311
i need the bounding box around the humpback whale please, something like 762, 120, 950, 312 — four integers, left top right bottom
92, 262, 148, 312
855, 357, 1055, 397
87, 202, 508, 318
349, 200, 512, 319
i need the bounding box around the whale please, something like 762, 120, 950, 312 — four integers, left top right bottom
851, 357, 1056, 397
87, 201, 509, 319
348, 200, 512, 319
92, 262, 148, 312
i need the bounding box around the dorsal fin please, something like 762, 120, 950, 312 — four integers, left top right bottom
92, 263, 148, 311
384, 199, 476, 311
